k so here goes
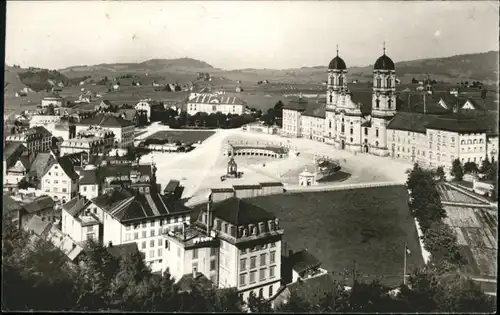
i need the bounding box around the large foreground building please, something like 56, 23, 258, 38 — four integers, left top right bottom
282, 48, 498, 171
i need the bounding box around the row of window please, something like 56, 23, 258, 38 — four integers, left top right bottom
126, 228, 166, 241
240, 251, 276, 271
125, 217, 186, 230
45, 179, 69, 184
45, 187, 68, 193
239, 266, 276, 286
240, 242, 276, 255
139, 238, 164, 249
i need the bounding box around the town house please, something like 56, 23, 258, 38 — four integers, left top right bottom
40, 155, 80, 202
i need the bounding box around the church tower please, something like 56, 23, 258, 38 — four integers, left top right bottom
325, 46, 347, 145
370, 43, 397, 156
326, 46, 347, 111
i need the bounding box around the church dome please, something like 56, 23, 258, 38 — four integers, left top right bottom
374, 54, 395, 70
328, 56, 347, 70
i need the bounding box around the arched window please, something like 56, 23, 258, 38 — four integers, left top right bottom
375, 141, 379, 147
467, 140, 472, 145
339, 75, 343, 87
350, 128, 353, 135
341, 124, 345, 133
375, 129, 379, 137
388, 99, 392, 108
259, 288, 263, 298
473, 139, 478, 144
479, 139, 484, 144
376, 99, 380, 108
364, 128, 368, 136
329, 94, 333, 103
329, 120, 332, 128
376, 77, 382, 88
386, 77, 391, 88
461, 140, 465, 145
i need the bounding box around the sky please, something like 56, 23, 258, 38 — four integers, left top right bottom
5, 1, 499, 70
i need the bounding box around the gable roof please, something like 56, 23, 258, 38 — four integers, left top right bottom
288, 249, 322, 275
387, 112, 440, 134
28, 153, 56, 178
76, 114, 134, 128
92, 189, 191, 222
3, 142, 26, 161
49, 156, 79, 180
24, 215, 52, 236
62, 196, 91, 217
79, 169, 98, 185
286, 273, 339, 306
425, 113, 488, 133
22, 196, 55, 214
206, 197, 276, 226
302, 105, 326, 118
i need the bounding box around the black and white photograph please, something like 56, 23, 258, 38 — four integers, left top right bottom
2, 1, 498, 312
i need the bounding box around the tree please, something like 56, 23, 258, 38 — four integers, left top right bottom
479, 157, 492, 175
247, 291, 273, 313
422, 221, 464, 265
435, 166, 445, 181
450, 159, 464, 181
463, 161, 478, 174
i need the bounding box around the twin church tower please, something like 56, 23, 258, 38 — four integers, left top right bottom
323, 44, 397, 156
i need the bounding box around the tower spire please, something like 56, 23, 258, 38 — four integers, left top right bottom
336, 44, 339, 56
383, 41, 386, 55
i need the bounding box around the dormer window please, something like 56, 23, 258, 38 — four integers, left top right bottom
243, 228, 248, 237
258, 222, 265, 234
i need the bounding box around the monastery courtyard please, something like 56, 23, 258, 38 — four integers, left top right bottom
139, 127, 414, 201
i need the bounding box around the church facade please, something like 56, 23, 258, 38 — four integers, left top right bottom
282, 50, 498, 172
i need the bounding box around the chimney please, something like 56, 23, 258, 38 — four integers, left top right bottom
108, 241, 113, 247
274, 218, 279, 229
192, 267, 197, 278
182, 222, 186, 241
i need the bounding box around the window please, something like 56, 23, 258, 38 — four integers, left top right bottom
142, 231, 147, 238
269, 266, 276, 278
270, 251, 276, 264
240, 258, 247, 271
62, 188, 67, 193
87, 225, 94, 232
149, 250, 154, 259
376, 77, 381, 88
375, 129, 379, 137
240, 274, 246, 286
193, 248, 198, 259
270, 242, 276, 248
250, 271, 256, 284
250, 256, 256, 269
92, 186, 96, 191
126, 225, 131, 231
376, 99, 380, 108
224, 224, 228, 233
83, 186, 87, 192
134, 232, 138, 240
158, 238, 163, 246
142, 241, 146, 249
211, 247, 217, 256
125, 234, 131, 241
341, 124, 345, 133
210, 259, 216, 271
142, 222, 146, 228
269, 285, 274, 298
150, 229, 155, 237
157, 248, 163, 257
259, 268, 266, 281
350, 128, 353, 135
364, 128, 368, 136
150, 239, 155, 247
260, 253, 266, 266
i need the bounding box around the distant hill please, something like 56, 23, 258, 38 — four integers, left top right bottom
4, 52, 498, 95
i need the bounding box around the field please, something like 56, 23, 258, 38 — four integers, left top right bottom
443, 206, 497, 279
145, 130, 216, 144
247, 185, 425, 287
436, 183, 489, 204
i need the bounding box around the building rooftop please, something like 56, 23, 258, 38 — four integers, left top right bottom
288, 249, 322, 275
202, 197, 276, 226
302, 105, 326, 118
21, 195, 55, 214
76, 114, 134, 128
426, 113, 489, 133
387, 112, 440, 134
62, 195, 91, 217
189, 95, 245, 106
92, 188, 191, 223
24, 215, 52, 236
42, 156, 80, 180
28, 153, 56, 178
79, 169, 98, 185
3, 142, 26, 161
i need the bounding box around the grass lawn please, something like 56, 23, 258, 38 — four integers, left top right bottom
248, 185, 424, 287
146, 130, 215, 144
